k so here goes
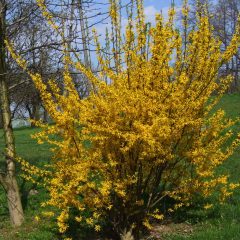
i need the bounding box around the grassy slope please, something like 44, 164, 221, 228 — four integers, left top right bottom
167, 93, 240, 240
0, 128, 58, 240
0, 93, 239, 239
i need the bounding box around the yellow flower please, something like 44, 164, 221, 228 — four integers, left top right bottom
204, 204, 213, 210
94, 225, 101, 232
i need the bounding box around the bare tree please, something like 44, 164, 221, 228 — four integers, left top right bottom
213, 0, 240, 92
0, 0, 24, 226
189, 0, 240, 92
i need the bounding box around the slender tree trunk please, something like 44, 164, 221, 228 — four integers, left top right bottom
43, 107, 48, 123
234, 56, 238, 91
31, 103, 40, 127
78, 0, 90, 69
77, 0, 91, 95
0, 0, 24, 226
0, 108, 3, 128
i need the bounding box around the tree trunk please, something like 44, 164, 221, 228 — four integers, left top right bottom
0, 108, 3, 128
78, 0, 90, 69
43, 107, 48, 123
31, 103, 40, 127
77, 0, 91, 95
0, 0, 24, 226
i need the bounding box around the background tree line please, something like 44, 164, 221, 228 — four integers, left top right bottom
190, 0, 239, 92
0, 0, 108, 226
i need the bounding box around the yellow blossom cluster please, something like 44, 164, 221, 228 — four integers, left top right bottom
7, 0, 240, 237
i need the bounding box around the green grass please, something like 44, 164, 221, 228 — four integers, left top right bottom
166, 93, 240, 240
0, 93, 240, 239
0, 127, 58, 240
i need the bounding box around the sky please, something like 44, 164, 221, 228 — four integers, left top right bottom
144, 0, 182, 11
93, 0, 183, 40
86, 0, 184, 66
143, 0, 182, 24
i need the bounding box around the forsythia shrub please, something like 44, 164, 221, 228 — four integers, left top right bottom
7, 0, 240, 238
